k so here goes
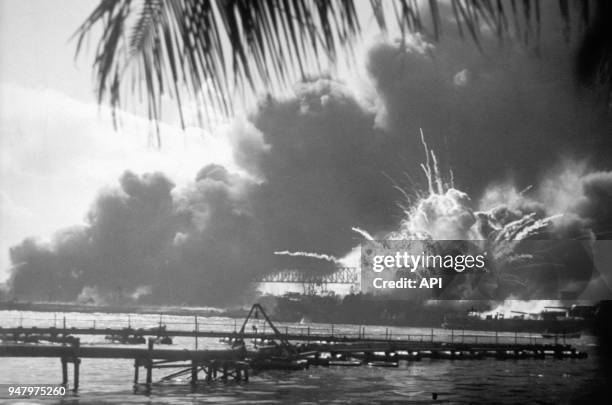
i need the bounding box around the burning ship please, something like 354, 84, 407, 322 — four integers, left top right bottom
442, 304, 599, 335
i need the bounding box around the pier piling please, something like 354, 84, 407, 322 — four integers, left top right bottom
73, 358, 80, 392
133, 359, 139, 385
191, 360, 198, 385
146, 338, 154, 387
222, 362, 228, 381
61, 357, 68, 386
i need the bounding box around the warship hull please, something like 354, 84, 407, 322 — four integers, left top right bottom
442, 316, 588, 333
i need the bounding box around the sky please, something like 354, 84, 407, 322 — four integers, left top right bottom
0, 0, 234, 281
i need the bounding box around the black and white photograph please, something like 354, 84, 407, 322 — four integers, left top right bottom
1, 0, 612, 403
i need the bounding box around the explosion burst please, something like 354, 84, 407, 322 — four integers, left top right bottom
355, 130, 598, 302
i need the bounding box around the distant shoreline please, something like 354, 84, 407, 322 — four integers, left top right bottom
0, 301, 249, 318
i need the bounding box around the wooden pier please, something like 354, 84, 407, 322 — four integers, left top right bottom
0, 338, 247, 392
0, 337, 587, 392
0, 304, 589, 392
0, 325, 555, 345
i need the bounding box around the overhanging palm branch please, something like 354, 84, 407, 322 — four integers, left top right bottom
74, 0, 608, 143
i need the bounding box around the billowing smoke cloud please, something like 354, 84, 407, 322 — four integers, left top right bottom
477, 166, 612, 300
481, 162, 612, 241
366, 34, 612, 191
241, 80, 399, 258
10, 171, 189, 302
7, 12, 612, 304
8, 168, 263, 304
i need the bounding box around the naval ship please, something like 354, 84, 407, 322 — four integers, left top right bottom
441, 304, 598, 335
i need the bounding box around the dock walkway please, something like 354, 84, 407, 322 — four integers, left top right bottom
0, 305, 588, 393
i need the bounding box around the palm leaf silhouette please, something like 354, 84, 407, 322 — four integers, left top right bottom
74, 0, 608, 142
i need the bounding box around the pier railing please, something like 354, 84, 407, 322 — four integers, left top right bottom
0, 313, 550, 346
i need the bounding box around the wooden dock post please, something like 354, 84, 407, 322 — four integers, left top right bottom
207, 361, 214, 382
72, 338, 81, 392
191, 360, 198, 385
145, 362, 152, 387
133, 359, 139, 385
146, 338, 153, 387
222, 362, 228, 381
61, 357, 68, 386
73, 358, 80, 392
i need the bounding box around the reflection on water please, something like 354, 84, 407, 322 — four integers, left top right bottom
0, 310, 605, 404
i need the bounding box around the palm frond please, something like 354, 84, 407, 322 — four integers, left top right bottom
74, 0, 606, 139
74, 0, 359, 143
